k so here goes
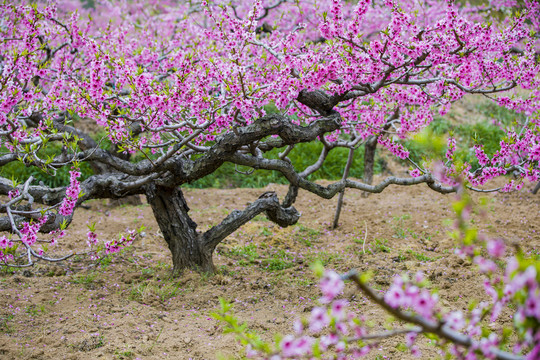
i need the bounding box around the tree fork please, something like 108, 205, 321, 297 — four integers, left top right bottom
145, 183, 301, 274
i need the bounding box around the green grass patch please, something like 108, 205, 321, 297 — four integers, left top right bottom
392, 252, 408, 263
128, 281, 183, 303
406, 249, 439, 262
71, 272, 99, 289
308, 251, 343, 266
372, 238, 391, 253
392, 214, 411, 239
261, 249, 295, 271
228, 244, 259, 265
114, 350, 136, 359
0, 314, 14, 334
295, 224, 321, 247
25, 304, 47, 317
395, 342, 408, 352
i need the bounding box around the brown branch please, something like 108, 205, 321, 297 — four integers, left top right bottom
227, 152, 456, 198
202, 192, 299, 250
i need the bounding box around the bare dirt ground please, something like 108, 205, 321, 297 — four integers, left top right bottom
0, 176, 539, 360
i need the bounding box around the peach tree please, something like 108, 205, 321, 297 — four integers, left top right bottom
0, 0, 539, 277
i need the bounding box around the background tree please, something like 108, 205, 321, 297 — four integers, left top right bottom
0, 0, 539, 274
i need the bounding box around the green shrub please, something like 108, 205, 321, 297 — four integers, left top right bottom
405, 115, 508, 168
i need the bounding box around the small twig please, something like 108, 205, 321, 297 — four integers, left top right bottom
347, 327, 420, 342
362, 220, 368, 254
148, 326, 165, 352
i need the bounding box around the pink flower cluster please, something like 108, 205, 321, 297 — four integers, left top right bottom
20, 216, 48, 246
244, 270, 430, 359
0, 248, 13, 263
0, 236, 14, 250
0, 235, 15, 262
48, 229, 66, 246
2, 0, 538, 210
86, 231, 99, 247
473, 145, 490, 167
446, 137, 457, 162
104, 230, 135, 255
58, 170, 81, 216
410, 168, 423, 177
8, 189, 20, 200
378, 137, 409, 160
384, 273, 437, 319
227, 184, 540, 359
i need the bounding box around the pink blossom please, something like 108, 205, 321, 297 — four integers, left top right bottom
245, 344, 258, 358
413, 290, 436, 318
319, 271, 344, 303
384, 284, 405, 308
410, 346, 421, 357
445, 311, 465, 331
87, 231, 99, 247
446, 137, 457, 161
331, 299, 348, 320
410, 168, 422, 177
280, 335, 297, 357
486, 239, 506, 258
405, 332, 417, 347
59, 170, 82, 216
524, 293, 540, 320
320, 333, 339, 350
0, 236, 12, 249
309, 307, 330, 333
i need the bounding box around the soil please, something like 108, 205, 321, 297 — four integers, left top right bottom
0, 177, 539, 360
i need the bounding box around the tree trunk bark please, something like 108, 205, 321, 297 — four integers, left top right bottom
145, 184, 214, 274
362, 137, 377, 198
333, 147, 354, 229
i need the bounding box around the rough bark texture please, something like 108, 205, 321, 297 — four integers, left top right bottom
362, 137, 378, 198
145, 184, 214, 274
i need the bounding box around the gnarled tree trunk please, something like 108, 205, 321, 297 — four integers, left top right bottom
145, 184, 215, 274
145, 183, 301, 275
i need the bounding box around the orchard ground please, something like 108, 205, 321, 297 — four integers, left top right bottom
0, 175, 538, 360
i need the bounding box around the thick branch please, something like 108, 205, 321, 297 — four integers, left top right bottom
159, 113, 341, 186
203, 192, 300, 250
227, 153, 456, 198
296, 90, 343, 116
0, 172, 151, 208
0, 177, 65, 205
0, 212, 72, 233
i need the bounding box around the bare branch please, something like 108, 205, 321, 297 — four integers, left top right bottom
227, 152, 456, 198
